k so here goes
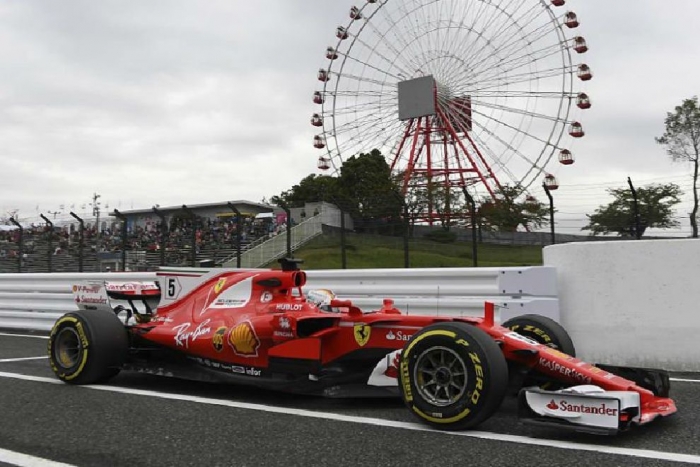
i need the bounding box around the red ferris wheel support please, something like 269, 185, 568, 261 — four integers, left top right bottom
389, 76, 504, 224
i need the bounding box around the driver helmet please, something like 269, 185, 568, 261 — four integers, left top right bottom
305, 288, 336, 312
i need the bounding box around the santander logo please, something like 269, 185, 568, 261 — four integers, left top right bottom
386, 330, 412, 342
545, 398, 618, 417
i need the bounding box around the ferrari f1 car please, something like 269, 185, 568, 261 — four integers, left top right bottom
49, 259, 676, 434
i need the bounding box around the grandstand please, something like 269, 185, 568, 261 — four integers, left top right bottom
0, 201, 346, 273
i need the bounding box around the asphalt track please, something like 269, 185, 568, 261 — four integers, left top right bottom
1, 333, 699, 467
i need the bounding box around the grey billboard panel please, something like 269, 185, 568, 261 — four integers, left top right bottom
398, 76, 436, 121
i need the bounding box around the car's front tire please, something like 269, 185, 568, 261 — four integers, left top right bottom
502, 314, 575, 356
48, 310, 128, 384
398, 322, 508, 431
503, 314, 576, 390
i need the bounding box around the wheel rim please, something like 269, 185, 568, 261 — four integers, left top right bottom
413, 346, 468, 407
53, 327, 83, 369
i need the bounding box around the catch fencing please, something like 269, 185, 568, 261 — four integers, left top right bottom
0, 267, 558, 332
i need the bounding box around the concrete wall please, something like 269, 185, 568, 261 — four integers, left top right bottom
544, 239, 700, 371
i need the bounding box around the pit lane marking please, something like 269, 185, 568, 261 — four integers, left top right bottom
0, 356, 47, 363
0, 447, 76, 467
0, 333, 49, 340
0, 372, 699, 464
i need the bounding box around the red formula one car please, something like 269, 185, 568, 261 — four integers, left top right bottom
49, 259, 676, 434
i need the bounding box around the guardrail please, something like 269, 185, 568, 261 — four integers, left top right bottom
0, 272, 154, 331
0, 267, 558, 332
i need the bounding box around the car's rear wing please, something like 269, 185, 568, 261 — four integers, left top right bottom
72, 281, 161, 318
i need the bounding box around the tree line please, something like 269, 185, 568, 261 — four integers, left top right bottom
271, 149, 551, 235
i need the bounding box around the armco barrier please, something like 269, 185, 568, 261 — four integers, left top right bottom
544, 239, 700, 372
0, 267, 559, 332
0, 272, 155, 331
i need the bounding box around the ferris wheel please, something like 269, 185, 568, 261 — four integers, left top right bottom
312, 0, 592, 220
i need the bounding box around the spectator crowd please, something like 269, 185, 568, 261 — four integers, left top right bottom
0, 213, 288, 266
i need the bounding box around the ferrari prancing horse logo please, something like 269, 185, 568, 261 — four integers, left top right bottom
214, 278, 227, 294
353, 323, 371, 347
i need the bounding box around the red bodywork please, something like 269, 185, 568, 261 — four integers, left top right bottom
122, 267, 676, 424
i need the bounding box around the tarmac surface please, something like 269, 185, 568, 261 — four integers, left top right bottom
0, 332, 699, 467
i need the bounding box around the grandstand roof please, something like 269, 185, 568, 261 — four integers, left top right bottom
115, 200, 274, 216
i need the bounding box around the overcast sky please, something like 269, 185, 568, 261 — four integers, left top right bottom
1, 0, 699, 236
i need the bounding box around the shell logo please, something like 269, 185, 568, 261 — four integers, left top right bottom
228, 321, 260, 357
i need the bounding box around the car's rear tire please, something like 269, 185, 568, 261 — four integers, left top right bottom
48, 310, 128, 385
398, 322, 508, 431
502, 314, 575, 356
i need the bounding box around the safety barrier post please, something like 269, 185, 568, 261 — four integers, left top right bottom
152, 207, 167, 267
40, 214, 53, 272
112, 209, 128, 271
69, 212, 85, 272
8, 217, 23, 273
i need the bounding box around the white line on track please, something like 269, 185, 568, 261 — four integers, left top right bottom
0, 356, 47, 363
0, 447, 76, 467
0, 333, 49, 340
670, 378, 700, 383
0, 371, 699, 464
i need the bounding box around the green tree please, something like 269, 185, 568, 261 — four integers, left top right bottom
655, 96, 700, 238
271, 174, 339, 208
478, 185, 549, 231
336, 149, 404, 234
400, 173, 467, 230
582, 183, 682, 237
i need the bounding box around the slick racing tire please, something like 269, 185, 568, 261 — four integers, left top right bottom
398, 322, 508, 431
48, 310, 128, 385
502, 314, 575, 390
502, 314, 575, 356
